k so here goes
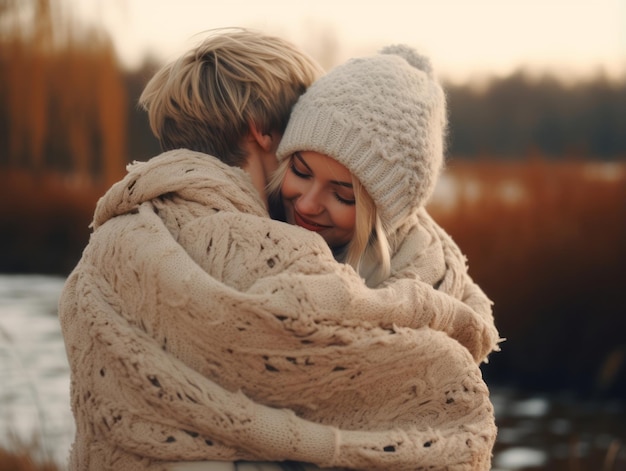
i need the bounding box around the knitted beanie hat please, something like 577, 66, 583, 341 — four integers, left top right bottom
276, 45, 447, 234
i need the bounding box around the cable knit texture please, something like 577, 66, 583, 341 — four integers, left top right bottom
59, 150, 499, 470
277, 45, 447, 234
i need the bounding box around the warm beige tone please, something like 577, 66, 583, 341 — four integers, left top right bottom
59, 150, 499, 470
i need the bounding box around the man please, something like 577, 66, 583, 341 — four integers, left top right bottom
138, 28, 323, 208
59, 28, 498, 471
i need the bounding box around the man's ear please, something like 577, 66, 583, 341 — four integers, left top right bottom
248, 120, 273, 152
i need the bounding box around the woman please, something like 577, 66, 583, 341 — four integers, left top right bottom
269, 45, 495, 348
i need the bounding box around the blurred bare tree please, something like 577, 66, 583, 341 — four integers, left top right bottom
0, 0, 127, 185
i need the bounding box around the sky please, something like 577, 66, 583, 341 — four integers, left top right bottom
68, 0, 626, 83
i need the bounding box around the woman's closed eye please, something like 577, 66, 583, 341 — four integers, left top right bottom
290, 161, 310, 179
334, 192, 355, 206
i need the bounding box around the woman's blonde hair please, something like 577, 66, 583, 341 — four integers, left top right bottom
267, 156, 392, 286
139, 28, 324, 167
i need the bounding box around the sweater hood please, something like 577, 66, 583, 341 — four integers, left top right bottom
92, 149, 266, 229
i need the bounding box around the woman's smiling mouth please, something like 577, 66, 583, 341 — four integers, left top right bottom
293, 210, 331, 232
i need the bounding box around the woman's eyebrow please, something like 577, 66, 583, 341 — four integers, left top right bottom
331, 179, 353, 189
294, 152, 312, 172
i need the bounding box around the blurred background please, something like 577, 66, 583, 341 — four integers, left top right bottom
0, 0, 625, 470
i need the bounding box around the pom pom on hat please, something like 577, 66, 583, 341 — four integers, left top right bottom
276, 45, 447, 234
380, 44, 434, 77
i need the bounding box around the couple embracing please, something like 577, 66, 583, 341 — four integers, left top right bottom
59, 28, 501, 471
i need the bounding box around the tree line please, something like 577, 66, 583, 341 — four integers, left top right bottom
445, 71, 626, 160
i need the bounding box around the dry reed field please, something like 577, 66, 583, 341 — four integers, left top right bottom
428, 158, 626, 470
429, 158, 626, 396
0, 170, 106, 275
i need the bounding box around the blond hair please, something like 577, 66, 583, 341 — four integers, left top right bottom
267, 157, 391, 286
139, 28, 324, 167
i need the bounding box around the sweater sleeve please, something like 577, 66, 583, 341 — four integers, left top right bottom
425, 209, 501, 363
174, 208, 500, 363
82, 293, 341, 465
373, 208, 500, 363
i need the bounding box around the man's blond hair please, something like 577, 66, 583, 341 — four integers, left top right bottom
139, 28, 324, 166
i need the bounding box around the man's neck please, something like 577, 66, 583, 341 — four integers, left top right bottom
242, 153, 269, 210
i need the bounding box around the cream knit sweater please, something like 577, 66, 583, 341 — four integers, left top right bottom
59, 149, 499, 471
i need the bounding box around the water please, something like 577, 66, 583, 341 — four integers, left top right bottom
0, 274, 73, 467
0, 274, 624, 470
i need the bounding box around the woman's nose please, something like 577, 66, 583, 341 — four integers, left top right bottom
295, 188, 324, 216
